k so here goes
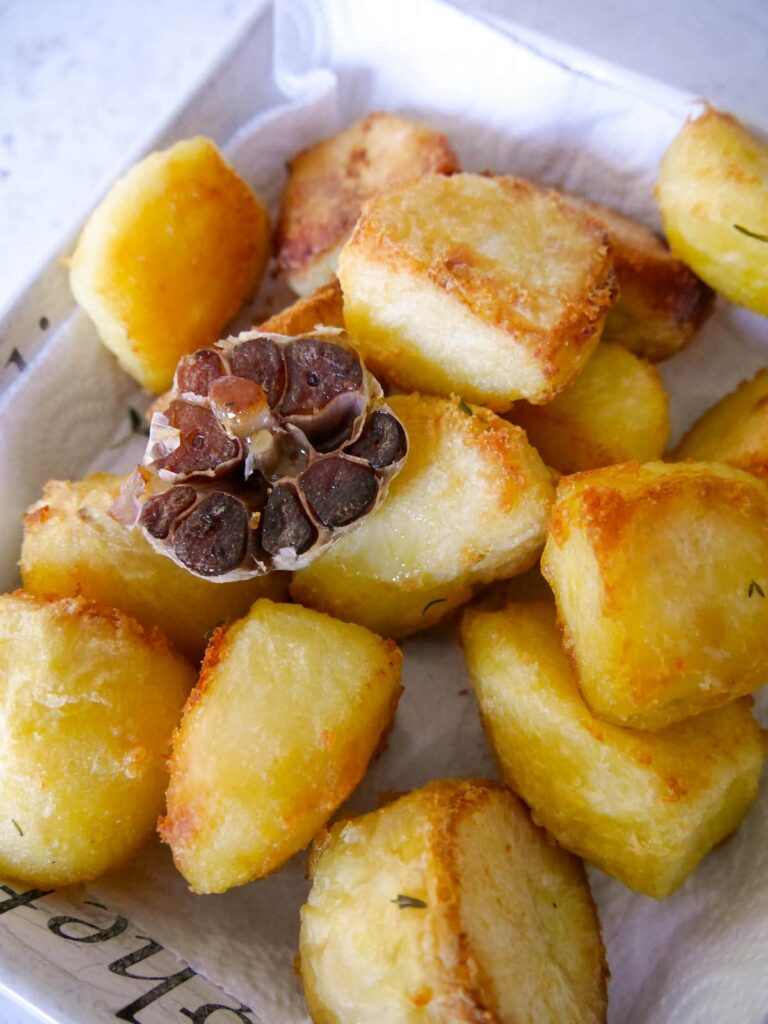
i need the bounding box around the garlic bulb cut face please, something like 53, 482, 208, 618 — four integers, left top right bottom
116, 329, 408, 581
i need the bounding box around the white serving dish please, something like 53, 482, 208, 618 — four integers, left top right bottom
2, 2, 768, 1022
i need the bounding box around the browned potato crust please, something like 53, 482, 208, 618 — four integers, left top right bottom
20, 473, 287, 661
160, 600, 402, 893
276, 112, 459, 295
339, 174, 616, 409
674, 367, 768, 480
301, 780, 607, 1023
657, 106, 768, 315
560, 192, 714, 361
291, 394, 554, 637
542, 461, 768, 729
509, 342, 669, 473
0, 592, 193, 887
70, 137, 270, 393
462, 598, 765, 899
258, 277, 345, 334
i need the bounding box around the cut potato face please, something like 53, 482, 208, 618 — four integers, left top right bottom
542, 461, 768, 729
160, 599, 402, 893
674, 368, 768, 481
462, 599, 765, 899
291, 394, 554, 637
70, 137, 271, 392
657, 106, 768, 315
0, 592, 193, 888
258, 278, 345, 334
20, 473, 288, 661
276, 112, 459, 296
509, 342, 669, 473
301, 780, 607, 1024
339, 173, 616, 409
559, 192, 714, 361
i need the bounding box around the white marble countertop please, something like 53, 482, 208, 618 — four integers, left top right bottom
1, 1, 765, 1021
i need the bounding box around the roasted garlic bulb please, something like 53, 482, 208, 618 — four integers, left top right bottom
114, 329, 407, 580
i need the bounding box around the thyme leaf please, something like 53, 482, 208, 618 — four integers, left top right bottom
129, 407, 150, 437
391, 894, 427, 909
734, 224, 768, 243
458, 397, 473, 417
204, 621, 225, 644
748, 579, 765, 599
422, 598, 447, 616
11, 819, 23, 836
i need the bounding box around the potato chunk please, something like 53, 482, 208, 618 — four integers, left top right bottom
0, 592, 192, 887
70, 137, 271, 392
258, 277, 345, 334
559, 192, 714, 361
674, 368, 768, 481
291, 394, 554, 637
276, 112, 459, 296
20, 473, 287, 661
300, 780, 607, 1024
339, 174, 616, 409
160, 599, 402, 893
509, 343, 669, 473
462, 598, 765, 899
542, 461, 768, 729
657, 107, 768, 315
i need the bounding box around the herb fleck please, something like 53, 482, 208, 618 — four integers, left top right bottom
552, 901, 558, 909
12, 819, 23, 836
734, 224, 768, 243
748, 579, 765, 599
5, 347, 26, 372
39, 316, 49, 330
392, 894, 427, 909
129, 407, 150, 436
422, 598, 447, 616
458, 397, 473, 417
204, 621, 225, 644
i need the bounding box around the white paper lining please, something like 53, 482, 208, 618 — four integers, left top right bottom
2, 1, 768, 1021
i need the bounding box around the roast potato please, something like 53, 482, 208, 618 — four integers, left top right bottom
276, 112, 459, 295
0, 591, 193, 887
542, 461, 768, 729
70, 136, 270, 392
339, 173, 616, 409
674, 367, 768, 481
160, 599, 402, 893
300, 779, 607, 1024
657, 106, 768, 315
20, 473, 287, 661
462, 598, 765, 899
509, 342, 669, 473
258, 277, 345, 334
559, 191, 714, 361
291, 394, 554, 637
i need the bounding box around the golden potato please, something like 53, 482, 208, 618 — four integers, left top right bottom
674, 367, 768, 480
300, 780, 607, 1024
291, 394, 554, 637
70, 137, 270, 392
559, 191, 714, 361
258, 277, 345, 334
542, 461, 768, 729
160, 599, 402, 893
276, 112, 459, 296
20, 473, 287, 661
462, 598, 765, 899
339, 173, 616, 409
509, 343, 669, 473
0, 591, 193, 888
657, 106, 768, 315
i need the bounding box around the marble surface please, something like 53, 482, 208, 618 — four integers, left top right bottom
0, 1, 765, 1021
